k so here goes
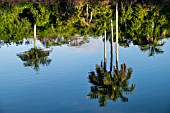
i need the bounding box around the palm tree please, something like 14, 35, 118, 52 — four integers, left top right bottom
87, 62, 135, 106
87, 25, 135, 106
17, 48, 52, 71
138, 39, 165, 57
88, 41, 135, 106
133, 38, 165, 56
17, 12, 52, 71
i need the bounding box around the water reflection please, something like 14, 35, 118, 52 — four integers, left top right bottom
38, 35, 89, 48
134, 37, 166, 56
17, 32, 52, 71
17, 48, 52, 71
87, 35, 135, 107
87, 62, 135, 106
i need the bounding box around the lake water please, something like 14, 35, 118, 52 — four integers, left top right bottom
0, 37, 170, 113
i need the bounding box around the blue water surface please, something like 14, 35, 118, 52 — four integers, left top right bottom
0, 37, 170, 113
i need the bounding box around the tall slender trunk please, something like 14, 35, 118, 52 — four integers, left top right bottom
86, 4, 89, 22
116, 57, 119, 73
34, 24, 36, 48
110, 20, 114, 72
116, 2, 119, 65
152, 20, 154, 38
89, 12, 93, 23
104, 30, 107, 72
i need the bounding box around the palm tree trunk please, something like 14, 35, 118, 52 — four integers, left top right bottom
116, 58, 119, 72
34, 24, 36, 48
86, 4, 89, 22
89, 12, 93, 23
152, 20, 154, 38
110, 20, 114, 72
116, 2, 119, 64
104, 30, 107, 72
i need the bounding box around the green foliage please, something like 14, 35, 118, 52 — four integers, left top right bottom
0, 1, 169, 48
0, 3, 31, 43
30, 3, 51, 26
88, 63, 135, 106
17, 47, 52, 71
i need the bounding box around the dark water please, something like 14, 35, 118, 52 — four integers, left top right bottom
0, 37, 170, 113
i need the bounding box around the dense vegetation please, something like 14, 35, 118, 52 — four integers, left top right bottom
0, 1, 169, 48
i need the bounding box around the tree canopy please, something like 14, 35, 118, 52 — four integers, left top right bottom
0, 1, 169, 50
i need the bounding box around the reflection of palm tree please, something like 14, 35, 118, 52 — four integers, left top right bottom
17, 24, 52, 71
87, 62, 135, 107
139, 39, 165, 56
17, 48, 52, 71
18, 29, 52, 71
88, 26, 135, 106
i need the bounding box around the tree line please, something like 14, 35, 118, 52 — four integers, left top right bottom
0, 1, 169, 47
